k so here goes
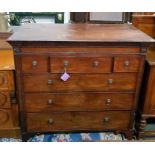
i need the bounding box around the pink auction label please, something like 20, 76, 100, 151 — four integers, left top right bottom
60, 72, 70, 81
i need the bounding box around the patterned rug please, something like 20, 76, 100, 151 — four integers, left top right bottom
0, 132, 125, 142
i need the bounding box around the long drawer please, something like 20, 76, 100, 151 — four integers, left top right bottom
23, 73, 138, 92
24, 92, 135, 112
26, 111, 131, 132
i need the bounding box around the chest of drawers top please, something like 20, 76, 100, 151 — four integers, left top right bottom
8, 23, 154, 44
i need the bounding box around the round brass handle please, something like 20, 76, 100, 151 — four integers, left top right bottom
106, 98, 111, 105
108, 79, 113, 85
47, 79, 53, 85
103, 117, 110, 124
93, 61, 99, 67
64, 60, 69, 67
32, 60, 38, 67
124, 61, 129, 67
48, 118, 54, 125
47, 99, 53, 105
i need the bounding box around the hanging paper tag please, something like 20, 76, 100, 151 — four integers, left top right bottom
60, 72, 70, 81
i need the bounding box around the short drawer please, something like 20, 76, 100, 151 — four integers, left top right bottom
21, 56, 48, 73
0, 92, 11, 108
50, 57, 112, 73
23, 73, 137, 92
0, 71, 14, 91
24, 92, 135, 112
26, 111, 130, 132
0, 109, 14, 128
113, 56, 142, 72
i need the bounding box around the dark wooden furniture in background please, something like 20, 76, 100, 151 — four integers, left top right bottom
0, 32, 20, 138
132, 13, 155, 38
70, 12, 132, 23
138, 48, 155, 138
8, 24, 154, 141
70, 12, 89, 23
132, 12, 155, 139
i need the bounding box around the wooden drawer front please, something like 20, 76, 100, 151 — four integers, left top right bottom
21, 56, 48, 73
23, 73, 137, 92
0, 92, 11, 108
26, 111, 130, 132
24, 93, 134, 112
0, 109, 14, 128
0, 71, 14, 91
114, 56, 142, 72
50, 57, 112, 73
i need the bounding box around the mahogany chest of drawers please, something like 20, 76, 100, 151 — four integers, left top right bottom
8, 24, 154, 141
0, 32, 20, 138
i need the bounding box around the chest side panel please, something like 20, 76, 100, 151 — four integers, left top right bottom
146, 67, 155, 114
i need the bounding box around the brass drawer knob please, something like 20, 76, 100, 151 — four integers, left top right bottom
93, 61, 99, 67
108, 79, 113, 85
47, 99, 53, 105
124, 61, 129, 67
32, 60, 38, 67
48, 118, 54, 125
106, 99, 111, 105
64, 60, 69, 67
47, 79, 53, 85
103, 117, 110, 124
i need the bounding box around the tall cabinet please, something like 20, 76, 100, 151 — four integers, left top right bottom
138, 48, 155, 138
0, 32, 20, 138
132, 13, 155, 138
